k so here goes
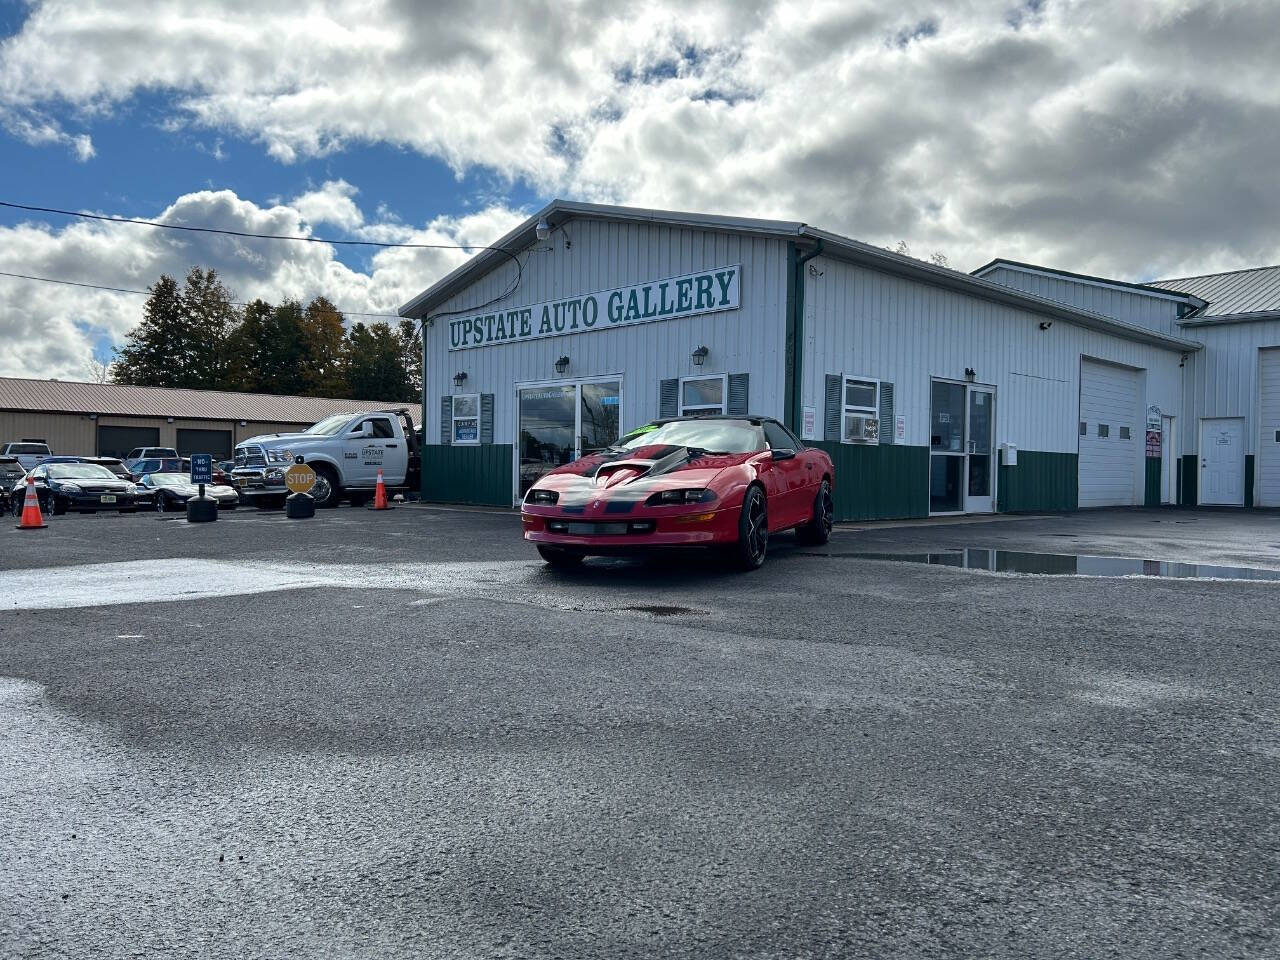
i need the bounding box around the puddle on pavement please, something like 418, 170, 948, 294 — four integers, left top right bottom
841, 549, 1280, 581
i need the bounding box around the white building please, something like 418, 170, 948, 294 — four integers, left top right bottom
401, 200, 1216, 520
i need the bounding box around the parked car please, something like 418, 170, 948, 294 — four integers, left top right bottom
8, 462, 142, 515
0, 455, 25, 513
127, 457, 183, 481
520, 415, 835, 570
123, 447, 179, 472
137, 472, 240, 512
0, 441, 53, 471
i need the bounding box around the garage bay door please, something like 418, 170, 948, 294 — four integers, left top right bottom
1078, 359, 1141, 507
176, 428, 233, 460
1259, 349, 1280, 507
97, 425, 159, 459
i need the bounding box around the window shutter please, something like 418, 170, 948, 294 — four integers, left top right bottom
440, 396, 452, 446
659, 378, 679, 418
480, 393, 494, 444
825, 374, 842, 441
727, 373, 750, 416
879, 381, 895, 445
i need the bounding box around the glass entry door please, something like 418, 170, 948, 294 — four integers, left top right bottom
929, 380, 996, 514
517, 378, 621, 501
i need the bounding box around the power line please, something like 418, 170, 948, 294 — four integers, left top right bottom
0, 199, 509, 252
0, 270, 407, 319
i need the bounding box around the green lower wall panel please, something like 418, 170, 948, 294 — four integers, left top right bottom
421, 444, 514, 507
1144, 457, 1161, 507
1180, 455, 1197, 506
997, 451, 1078, 513
1246, 455, 1255, 507
810, 441, 928, 521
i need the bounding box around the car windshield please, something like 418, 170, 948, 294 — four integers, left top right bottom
615, 420, 764, 454
149, 473, 193, 487
304, 414, 354, 436
47, 464, 117, 480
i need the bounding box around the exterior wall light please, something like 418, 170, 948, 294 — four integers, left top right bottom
692, 345, 709, 366
87, 413, 98, 421
536, 218, 551, 242
166, 417, 175, 423
555, 355, 570, 375
453, 371, 468, 388
239, 420, 248, 427
964, 368, 976, 382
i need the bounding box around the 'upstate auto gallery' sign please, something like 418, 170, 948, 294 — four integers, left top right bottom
447, 265, 741, 351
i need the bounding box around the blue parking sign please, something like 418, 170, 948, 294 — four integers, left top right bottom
190, 453, 213, 484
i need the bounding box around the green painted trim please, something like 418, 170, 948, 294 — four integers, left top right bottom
1246, 454, 1255, 507
422, 444, 514, 507
1180, 454, 1197, 506
997, 450, 1078, 513
783, 241, 798, 432
1144, 457, 1161, 507
809, 441, 928, 521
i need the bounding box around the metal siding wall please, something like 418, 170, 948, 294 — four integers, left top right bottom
801, 257, 1183, 461
982, 266, 1182, 334
0, 412, 95, 455
1181, 320, 1280, 456
423, 221, 789, 445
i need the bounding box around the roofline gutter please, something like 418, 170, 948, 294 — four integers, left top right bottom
1179, 310, 1280, 328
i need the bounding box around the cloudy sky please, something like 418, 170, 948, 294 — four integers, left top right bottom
2, 0, 1278, 380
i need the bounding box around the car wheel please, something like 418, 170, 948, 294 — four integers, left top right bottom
537, 545, 585, 568
154, 494, 168, 513
311, 465, 340, 508
731, 485, 769, 571
796, 479, 834, 546
52, 496, 68, 516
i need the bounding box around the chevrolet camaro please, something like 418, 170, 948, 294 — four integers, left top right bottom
521, 415, 835, 570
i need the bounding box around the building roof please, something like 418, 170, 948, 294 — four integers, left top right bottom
0, 377, 408, 422
1149, 264, 1280, 323
970, 258, 1205, 306
400, 199, 1202, 353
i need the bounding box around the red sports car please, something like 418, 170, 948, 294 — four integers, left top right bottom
521, 415, 835, 570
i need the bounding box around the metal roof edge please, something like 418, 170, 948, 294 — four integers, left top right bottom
398, 200, 807, 319
1179, 309, 1280, 328
802, 232, 1203, 353
970, 258, 1205, 307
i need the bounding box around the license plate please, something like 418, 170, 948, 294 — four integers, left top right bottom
100, 495, 116, 504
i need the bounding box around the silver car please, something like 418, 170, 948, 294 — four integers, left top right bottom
138, 472, 241, 512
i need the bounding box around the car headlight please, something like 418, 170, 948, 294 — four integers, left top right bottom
125, 483, 137, 494
57, 482, 82, 493
268, 449, 292, 463
645, 488, 716, 506
265, 468, 284, 480
525, 488, 559, 505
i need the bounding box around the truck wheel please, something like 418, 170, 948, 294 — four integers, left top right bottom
312, 465, 340, 508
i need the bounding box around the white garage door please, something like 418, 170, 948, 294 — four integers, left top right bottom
1259, 349, 1280, 507
1079, 359, 1141, 507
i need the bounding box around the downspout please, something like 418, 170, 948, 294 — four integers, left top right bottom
784, 238, 824, 434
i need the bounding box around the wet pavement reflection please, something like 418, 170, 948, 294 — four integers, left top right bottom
846, 549, 1280, 581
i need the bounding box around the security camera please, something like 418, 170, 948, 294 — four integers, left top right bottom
1039, 321, 1052, 330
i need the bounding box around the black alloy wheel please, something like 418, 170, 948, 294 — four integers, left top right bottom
154, 493, 169, 513
733, 485, 769, 570
797, 479, 834, 545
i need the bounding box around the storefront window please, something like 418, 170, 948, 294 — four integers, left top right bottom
451, 394, 479, 444
680, 375, 726, 415
842, 376, 879, 442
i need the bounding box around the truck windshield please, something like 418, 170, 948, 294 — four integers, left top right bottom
303, 414, 354, 436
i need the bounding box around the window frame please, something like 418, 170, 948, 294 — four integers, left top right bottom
841, 374, 881, 444
450, 393, 481, 445
678, 373, 728, 416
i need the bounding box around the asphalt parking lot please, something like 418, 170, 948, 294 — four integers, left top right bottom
2, 505, 1278, 958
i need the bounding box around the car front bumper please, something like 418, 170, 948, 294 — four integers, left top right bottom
521, 504, 739, 551
60, 492, 144, 511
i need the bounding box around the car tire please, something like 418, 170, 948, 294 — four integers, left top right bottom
537, 545, 585, 568
154, 494, 168, 513
731, 485, 769, 571
311, 465, 340, 508
795, 479, 834, 546
52, 496, 68, 516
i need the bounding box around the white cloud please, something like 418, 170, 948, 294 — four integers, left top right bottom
3, 0, 1280, 376
0, 189, 523, 380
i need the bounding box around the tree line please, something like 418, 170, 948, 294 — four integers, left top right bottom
110, 267, 422, 402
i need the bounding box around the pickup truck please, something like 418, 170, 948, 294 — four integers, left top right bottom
0, 441, 52, 471
231, 408, 422, 508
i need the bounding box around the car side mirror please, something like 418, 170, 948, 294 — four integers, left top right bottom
771, 447, 797, 461
356, 422, 374, 438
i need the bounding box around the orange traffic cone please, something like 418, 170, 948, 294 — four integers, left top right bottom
16, 476, 47, 530
370, 468, 389, 510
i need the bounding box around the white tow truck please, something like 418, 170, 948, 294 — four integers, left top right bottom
231, 408, 422, 508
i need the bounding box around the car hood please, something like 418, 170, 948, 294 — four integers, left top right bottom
157, 483, 236, 497
531, 444, 756, 508
239, 432, 317, 448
